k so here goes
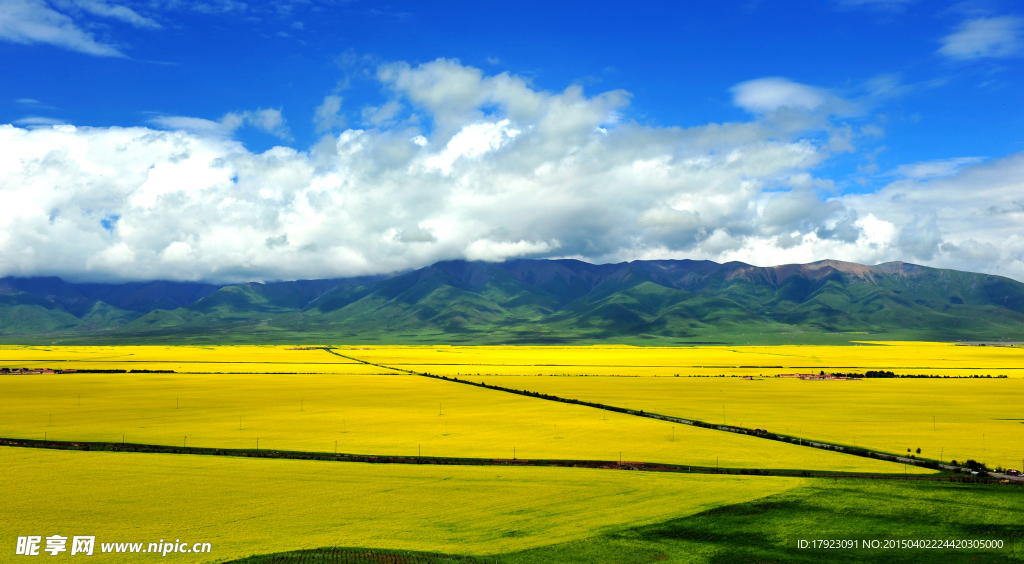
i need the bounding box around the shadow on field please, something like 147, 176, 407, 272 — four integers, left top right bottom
228, 480, 1024, 564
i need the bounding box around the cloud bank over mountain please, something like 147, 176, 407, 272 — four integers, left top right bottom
1, 59, 1022, 283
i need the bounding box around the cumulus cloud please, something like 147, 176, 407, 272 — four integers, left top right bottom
376, 58, 628, 138
839, 153, 1024, 274
424, 119, 520, 174
758, 189, 844, 237
1, 59, 1023, 283
939, 16, 1024, 60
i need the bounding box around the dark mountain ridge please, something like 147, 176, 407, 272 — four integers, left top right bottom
1, 259, 1022, 344
0, 277, 223, 314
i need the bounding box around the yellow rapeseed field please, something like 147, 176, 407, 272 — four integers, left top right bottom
471, 375, 1024, 471
327, 343, 1023, 469
0, 368, 925, 473
0, 345, 395, 375
0, 447, 803, 563
6, 342, 1022, 377
336, 342, 1024, 377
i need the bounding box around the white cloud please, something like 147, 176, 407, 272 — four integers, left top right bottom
0, 0, 125, 57
149, 115, 229, 136
731, 78, 829, 113
376, 58, 627, 138
939, 16, 1024, 60
888, 157, 985, 179
464, 239, 556, 262
855, 214, 896, 248
313, 95, 344, 133
0, 0, 161, 57
730, 76, 889, 120
424, 119, 520, 174
839, 153, 1024, 276
239, 108, 289, 139
360, 100, 402, 126
152, 108, 290, 139
2, 59, 1024, 283
396, 226, 436, 243
15, 116, 66, 126
56, 0, 160, 29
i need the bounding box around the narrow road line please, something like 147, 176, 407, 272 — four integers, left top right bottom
0, 437, 986, 482
321, 348, 991, 478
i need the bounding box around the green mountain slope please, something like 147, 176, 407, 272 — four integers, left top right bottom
2, 259, 1023, 344
0, 294, 83, 335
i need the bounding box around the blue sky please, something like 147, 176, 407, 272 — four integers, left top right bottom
1, 0, 1023, 282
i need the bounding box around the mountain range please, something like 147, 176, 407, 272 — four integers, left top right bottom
2, 259, 1024, 344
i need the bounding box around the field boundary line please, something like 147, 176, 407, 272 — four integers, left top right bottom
0, 437, 1001, 482
320, 348, 1010, 480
